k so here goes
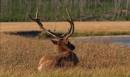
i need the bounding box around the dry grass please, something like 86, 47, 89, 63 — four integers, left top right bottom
1, 22, 130, 33
0, 33, 130, 77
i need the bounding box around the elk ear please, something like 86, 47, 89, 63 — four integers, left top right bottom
51, 39, 59, 45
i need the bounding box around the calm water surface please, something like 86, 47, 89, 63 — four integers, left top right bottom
74, 36, 130, 46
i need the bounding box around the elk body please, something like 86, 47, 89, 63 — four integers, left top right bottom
30, 16, 79, 71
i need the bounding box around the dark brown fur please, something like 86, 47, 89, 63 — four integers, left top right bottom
38, 39, 79, 71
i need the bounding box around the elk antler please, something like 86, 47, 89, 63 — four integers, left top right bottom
63, 8, 75, 40
29, 15, 58, 38
64, 19, 74, 40
29, 8, 74, 39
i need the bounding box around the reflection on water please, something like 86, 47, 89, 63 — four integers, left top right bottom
74, 36, 130, 46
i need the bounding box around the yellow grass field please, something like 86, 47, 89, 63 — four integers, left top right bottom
0, 33, 130, 77
1, 21, 130, 33
0, 22, 130, 77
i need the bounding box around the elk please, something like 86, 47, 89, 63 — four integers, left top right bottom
29, 15, 79, 71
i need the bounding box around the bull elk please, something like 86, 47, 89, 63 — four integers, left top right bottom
29, 15, 79, 71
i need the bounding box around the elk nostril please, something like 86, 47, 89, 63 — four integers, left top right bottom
70, 44, 75, 50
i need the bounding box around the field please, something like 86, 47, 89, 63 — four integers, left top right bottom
0, 33, 130, 77
0, 22, 130, 77
1, 21, 130, 36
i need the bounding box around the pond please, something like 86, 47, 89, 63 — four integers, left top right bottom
5, 31, 130, 46
74, 36, 130, 46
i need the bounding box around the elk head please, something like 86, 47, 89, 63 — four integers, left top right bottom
29, 15, 75, 53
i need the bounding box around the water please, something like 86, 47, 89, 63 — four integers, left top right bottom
74, 36, 130, 46
110, 36, 130, 45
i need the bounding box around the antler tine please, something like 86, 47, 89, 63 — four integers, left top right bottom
29, 15, 44, 29
66, 8, 72, 21
35, 7, 39, 19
